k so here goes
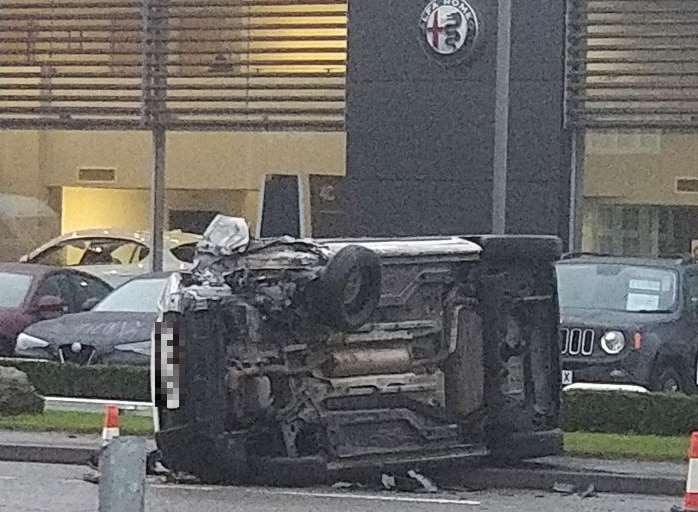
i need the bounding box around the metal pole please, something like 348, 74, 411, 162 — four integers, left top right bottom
568, 130, 585, 252
491, 0, 512, 234
98, 437, 146, 512
150, 127, 166, 272
145, 0, 168, 272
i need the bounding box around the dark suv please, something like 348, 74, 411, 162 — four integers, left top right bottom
556, 254, 698, 394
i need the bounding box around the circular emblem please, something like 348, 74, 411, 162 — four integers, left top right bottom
70, 342, 82, 353
419, 0, 479, 62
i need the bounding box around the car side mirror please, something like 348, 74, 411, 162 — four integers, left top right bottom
81, 297, 100, 311
34, 295, 65, 319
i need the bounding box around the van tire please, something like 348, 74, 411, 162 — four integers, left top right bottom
310, 245, 382, 331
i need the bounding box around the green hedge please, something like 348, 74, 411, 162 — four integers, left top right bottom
3, 360, 698, 437
0, 359, 149, 401
562, 390, 698, 436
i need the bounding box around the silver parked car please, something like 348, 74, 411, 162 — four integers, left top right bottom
20, 229, 201, 286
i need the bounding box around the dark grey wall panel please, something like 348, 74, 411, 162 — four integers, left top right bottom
347, 81, 496, 181
505, 180, 562, 235
509, 0, 565, 81
347, 0, 497, 83
506, 0, 570, 239
507, 81, 564, 182
339, 178, 493, 237
343, 0, 572, 241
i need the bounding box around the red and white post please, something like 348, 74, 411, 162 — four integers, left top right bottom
683, 432, 698, 511
101, 405, 120, 446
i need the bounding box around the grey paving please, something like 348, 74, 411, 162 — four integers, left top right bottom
0, 429, 156, 452
539, 456, 687, 479
0, 461, 682, 512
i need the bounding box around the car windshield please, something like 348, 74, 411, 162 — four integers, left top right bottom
93, 277, 166, 313
0, 272, 33, 308
31, 237, 148, 266
557, 263, 678, 313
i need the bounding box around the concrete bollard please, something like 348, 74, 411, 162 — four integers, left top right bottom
98, 437, 146, 512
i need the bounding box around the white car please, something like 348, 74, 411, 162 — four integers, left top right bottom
20, 229, 201, 286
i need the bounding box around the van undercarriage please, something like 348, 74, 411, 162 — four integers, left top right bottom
153, 217, 563, 485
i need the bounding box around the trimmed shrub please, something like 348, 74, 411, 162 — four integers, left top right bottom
562, 390, 698, 436
0, 359, 149, 402
3, 359, 697, 437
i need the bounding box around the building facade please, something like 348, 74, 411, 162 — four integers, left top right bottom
2, 0, 697, 262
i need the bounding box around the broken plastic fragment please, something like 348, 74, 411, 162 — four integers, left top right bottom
552, 481, 576, 495
407, 469, 439, 493
197, 215, 250, 256
381, 473, 396, 490
578, 483, 597, 499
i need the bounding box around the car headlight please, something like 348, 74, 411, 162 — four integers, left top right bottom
114, 341, 151, 355
15, 333, 49, 351
601, 331, 626, 355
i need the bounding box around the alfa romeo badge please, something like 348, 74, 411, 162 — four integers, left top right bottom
419, 0, 479, 62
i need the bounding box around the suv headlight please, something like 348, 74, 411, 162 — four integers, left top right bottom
114, 341, 151, 355
15, 333, 49, 351
601, 331, 626, 355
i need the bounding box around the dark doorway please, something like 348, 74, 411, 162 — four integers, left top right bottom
169, 210, 219, 235
258, 174, 301, 238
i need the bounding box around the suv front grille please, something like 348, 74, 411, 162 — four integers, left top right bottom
58, 345, 96, 365
560, 328, 595, 356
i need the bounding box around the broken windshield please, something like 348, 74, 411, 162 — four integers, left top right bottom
557, 263, 678, 313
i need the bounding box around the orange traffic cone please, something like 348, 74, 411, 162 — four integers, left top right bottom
101, 405, 120, 446
682, 433, 698, 511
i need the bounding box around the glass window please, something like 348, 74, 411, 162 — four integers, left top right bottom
30, 238, 148, 266
69, 273, 112, 308
34, 274, 72, 311
94, 277, 167, 313
170, 242, 197, 263
557, 263, 678, 313
0, 272, 33, 308
35, 274, 64, 298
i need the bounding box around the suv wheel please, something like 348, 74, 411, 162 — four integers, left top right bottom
650, 366, 684, 394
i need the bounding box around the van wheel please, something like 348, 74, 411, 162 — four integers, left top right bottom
650, 365, 685, 394
309, 245, 382, 332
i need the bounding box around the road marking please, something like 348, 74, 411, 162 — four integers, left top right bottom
0, 476, 17, 480
257, 489, 480, 506
151, 484, 480, 506
151, 484, 216, 491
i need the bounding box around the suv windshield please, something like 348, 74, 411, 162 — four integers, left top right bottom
93, 277, 166, 313
557, 263, 678, 313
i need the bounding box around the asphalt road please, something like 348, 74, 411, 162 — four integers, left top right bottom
0, 460, 681, 512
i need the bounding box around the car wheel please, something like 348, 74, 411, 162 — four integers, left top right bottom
650, 365, 685, 394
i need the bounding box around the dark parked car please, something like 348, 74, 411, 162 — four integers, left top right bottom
15, 272, 169, 365
557, 254, 698, 394
0, 263, 112, 356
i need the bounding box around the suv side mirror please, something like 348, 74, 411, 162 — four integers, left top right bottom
81, 297, 100, 311
34, 295, 65, 319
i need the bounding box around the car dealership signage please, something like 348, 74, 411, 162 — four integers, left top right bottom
419, 0, 479, 64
